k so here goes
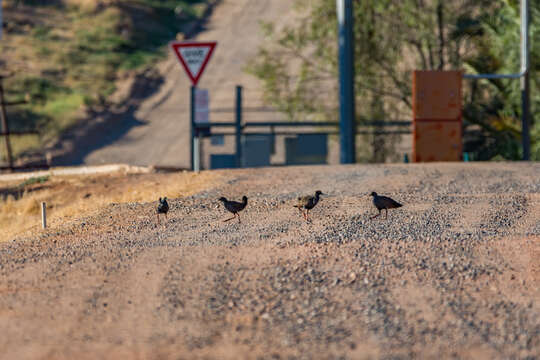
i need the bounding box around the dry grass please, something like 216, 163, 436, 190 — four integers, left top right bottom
0, 170, 223, 242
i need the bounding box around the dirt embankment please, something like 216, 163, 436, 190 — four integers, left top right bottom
51, 0, 296, 168
0, 163, 539, 359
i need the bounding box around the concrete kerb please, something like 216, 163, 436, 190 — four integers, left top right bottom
0, 164, 153, 182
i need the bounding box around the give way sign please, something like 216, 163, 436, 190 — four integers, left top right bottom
170, 41, 217, 86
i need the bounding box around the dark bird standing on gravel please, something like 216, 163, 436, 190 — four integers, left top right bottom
219, 196, 248, 223
370, 192, 402, 219
157, 197, 169, 224
294, 190, 324, 222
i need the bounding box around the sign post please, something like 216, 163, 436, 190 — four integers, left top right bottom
193, 88, 209, 172
190, 86, 195, 171
171, 41, 216, 171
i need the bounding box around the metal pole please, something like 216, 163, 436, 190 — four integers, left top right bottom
190, 85, 195, 171
522, 75, 530, 160
521, 0, 530, 160
193, 136, 200, 172
0, 79, 14, 171
337, 0, 356, 164
235, 85, 243, 167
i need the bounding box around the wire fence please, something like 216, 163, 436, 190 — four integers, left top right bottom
191, 85, 413, 169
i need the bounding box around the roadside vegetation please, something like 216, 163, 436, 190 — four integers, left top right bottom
247, 0, 540, 161
0, 0, 211, 161
0, 170, 221, 242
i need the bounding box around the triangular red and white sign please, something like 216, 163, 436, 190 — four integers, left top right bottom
170, 41, 217, 86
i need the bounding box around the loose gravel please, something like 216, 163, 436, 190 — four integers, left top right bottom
0, 163, 539, 359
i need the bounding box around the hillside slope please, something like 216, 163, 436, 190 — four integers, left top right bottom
51, 0, 296, 168
0, 0, 214, 163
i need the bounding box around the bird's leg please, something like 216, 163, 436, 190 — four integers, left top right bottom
157, 213, 160, 225
306, 209, 311, 222
165, 213, 168, 221
223, 215, 236, 222
237, 213, 241, 224
370, 209, 381, 219
384, 208, 388, 220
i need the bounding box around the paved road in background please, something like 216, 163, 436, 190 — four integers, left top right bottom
72, 0, 294, 168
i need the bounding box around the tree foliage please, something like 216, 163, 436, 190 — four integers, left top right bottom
462, 0, 540, 160
247, 0, 539, 161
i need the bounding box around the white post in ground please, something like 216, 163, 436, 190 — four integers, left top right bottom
41, 202, 47, 229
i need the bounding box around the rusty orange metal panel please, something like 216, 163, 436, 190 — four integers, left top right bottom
413, 120, 462, 162
413, 70, 463, 120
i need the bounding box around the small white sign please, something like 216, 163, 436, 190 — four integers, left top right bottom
194, 88, 209, 124
179, 47, 210, 80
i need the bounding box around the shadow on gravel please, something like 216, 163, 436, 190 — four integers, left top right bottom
0, 184, 51, 201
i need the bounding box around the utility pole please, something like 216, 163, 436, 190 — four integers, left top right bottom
0, 78, 14, 171
0, 1, 13, 171
521, 0, 530, 160
337, 0, 356, 164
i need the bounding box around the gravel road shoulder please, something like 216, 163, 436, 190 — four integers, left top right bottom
0, 163, 539, 359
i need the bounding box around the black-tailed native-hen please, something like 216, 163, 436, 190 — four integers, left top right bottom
219, 196, 248, 223
370, 192, 402, 219
294, 190, 324, 222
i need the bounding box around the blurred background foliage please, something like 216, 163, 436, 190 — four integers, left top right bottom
1, 0, 538, 162
248, 0, 540, 161
0, 0, 209, 159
